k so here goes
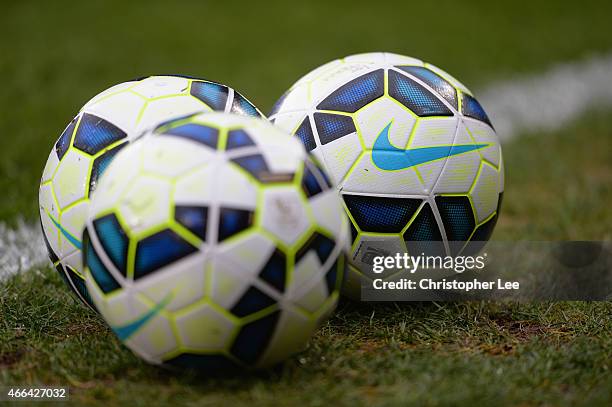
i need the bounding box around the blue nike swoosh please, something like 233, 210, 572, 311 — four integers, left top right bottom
372, 121, 489, 171
112, 293, 173, 341
47, 211, 82, 250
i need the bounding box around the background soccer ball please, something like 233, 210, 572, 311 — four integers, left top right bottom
83, 113, 349, 369
269, 52, 504, 298
39, 75, 263, 309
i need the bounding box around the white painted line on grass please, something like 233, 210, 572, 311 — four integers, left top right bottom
0, 219, 48, 281
1, 53, 612, 282
480, 52, 612, 141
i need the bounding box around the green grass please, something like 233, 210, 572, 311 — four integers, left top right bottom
1, 112, 610, 406
496, 111, 612, 240
1, 0, 612, 223
1, 268, 611, 406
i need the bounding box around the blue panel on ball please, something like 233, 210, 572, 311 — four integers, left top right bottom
463, 192, 502, 255
294, 117, 316, 152
396, 66, 458, 109
56, 117, 77, 160
258, 249, 287, 292
403, 203, 445, 256
461, 93, 493, 128
388, 70, 453, 117
89, 142, 127, 194
217, 207, 253, 242
403, 203, 442, 241
343, 194, 421, 233
230, 286, 276, 317
465, 214, 497, 251
301, 163, 323, 197
349, 221, 358, 243
65, 265, 96, 310
313, 113, 356, 145
190, 81, 229, 111
93, 214, 129, 275
153, 113, 200, 132
226, 129, 255, 150
164, 123, 219, 149
231, 154, 269, 180
296, 232, 335, 264
175, 205, 208, 241
325, 255, 344, 294
73, 113, 127, 154
231, 311, 280, 364
313, 233, 335, 263
317, 69, 384, 113
134, 229, 197, 279
435, 196, 475, 242
230, 92, 262, 118
84, 230, 120, 294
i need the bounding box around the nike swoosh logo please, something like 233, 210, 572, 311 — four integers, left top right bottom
372, 121, 489, 171
112, 293, 173, 341
47, 211, 82, 250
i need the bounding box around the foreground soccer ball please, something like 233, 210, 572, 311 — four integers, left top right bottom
83, 113, 349, 369
269, 52, 504, 298
39, 75, 263, 309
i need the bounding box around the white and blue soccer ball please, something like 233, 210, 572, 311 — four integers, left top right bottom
269, 52, 504, 298
82, 113, 349, 369
39, 76, 263, 308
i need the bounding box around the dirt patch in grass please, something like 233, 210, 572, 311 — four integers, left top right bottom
479, 343, 516, 355
484, 316, 571, 355
64, 320, 107, 337
496, 320, 547, 341
356, 339, 387, 354
0, 348, 25, 367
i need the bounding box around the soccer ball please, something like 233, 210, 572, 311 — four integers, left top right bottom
39, 75, 263, 309
269, 52, 504, 298
82, 113, 349, 369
